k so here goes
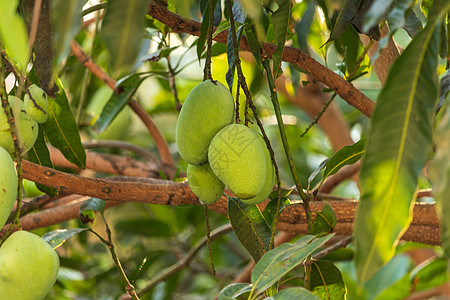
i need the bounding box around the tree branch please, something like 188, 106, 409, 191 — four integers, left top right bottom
18, 159, 441, 245
148, 1, 375, 117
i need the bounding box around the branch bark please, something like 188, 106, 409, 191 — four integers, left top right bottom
19, 159, 440, 245
147, 1, 375, 118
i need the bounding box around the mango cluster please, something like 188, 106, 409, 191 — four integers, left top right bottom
176, 80, 274, 205
0, 85, 58, 300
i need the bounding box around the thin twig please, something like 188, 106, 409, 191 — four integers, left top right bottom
204, 204, 216, 275
225, 0, 282, 249
137, 224, 233, 296
0, 54, 24, 244
203, 0, 215, 81
167, 58, 181, 110
148, 1, 375, 117
90, 220, 139, 300
69, 41, 175, 168
300, 93, 337, 137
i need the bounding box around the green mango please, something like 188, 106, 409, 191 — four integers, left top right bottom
0, 231, 60, 300
209, 124, 267, 199
24, 84, 49, 124
0, 96, 38, 155
241, 132, 275, 205
176, 80, 234, 165
187, 163, 225, 205
0, 145, 17, 228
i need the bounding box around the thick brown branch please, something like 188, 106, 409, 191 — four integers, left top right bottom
148, 1, 375, 117
21, 160, 440, 245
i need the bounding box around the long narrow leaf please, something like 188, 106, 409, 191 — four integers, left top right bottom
272, 0, 292, 78
43, 79, 86, 168
0, 0, 29, 71
226, 0, 246, 91
251, 234, 333, 295
431, 102, 450, 275
228, 196, 271, 262
354, 12, 444, 284
100, 0, 150, 74
52, 0, 84, 70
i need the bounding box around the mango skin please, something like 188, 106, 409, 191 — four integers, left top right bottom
24, 84, 49, 124
176, 80, 235, 165
187, 163, 225, 205
241, 132, 275, 205
0, 145, 18, 228
209, 124, 267, 199
0, 96, 39, 155
0, 231, 60, 300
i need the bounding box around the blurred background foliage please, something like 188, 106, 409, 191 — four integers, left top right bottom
13, 0, 443, 298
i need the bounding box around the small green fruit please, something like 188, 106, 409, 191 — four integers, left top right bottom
0, 145, 18, 228
176, 80, 235, 165
187, 163, 225, 205
24, 84, 49, 124
0, 231, 60, 300
0, 96, 38, 155
209, 124, 267, 199
241, 132, 275, 205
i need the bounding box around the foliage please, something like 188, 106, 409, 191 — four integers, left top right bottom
0, 0, 449, 299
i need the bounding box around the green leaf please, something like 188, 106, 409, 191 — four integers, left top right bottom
93, 74, 145, 133
51, 0, 84, 72
213, 21, 231, 38
437, 66, 450, 111
295, 1, 315, 53
410, 257, 449, 292
218, 283, 252, 299
311, 204, 337, 235
197, 0, 218, 62
364, 254, 411, 299
363, 0, 395, 33
42, 228, 89, 249
262, 194, 290, 230
322, 139, 365, 185
251, 234, 333, 295
171, 0, 190, 18
27, 124, 58, 197
226, 0, 246, 91
245, 23, 262, 69
326, 0, 361, 43
269, 287, 320, 300
0, 0, 29, 71
309, 139, 365, 189
114, 218, 173, 237
43, 78, 86, 168
227, 196, 271, 262
78, 198, 106, 224
310, 260, 346, 299
272, 0, 292, 79
100, 0, 150, 75
354, 14, 443, 284
431, 101, 450, 275
386, 0, 415, 35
